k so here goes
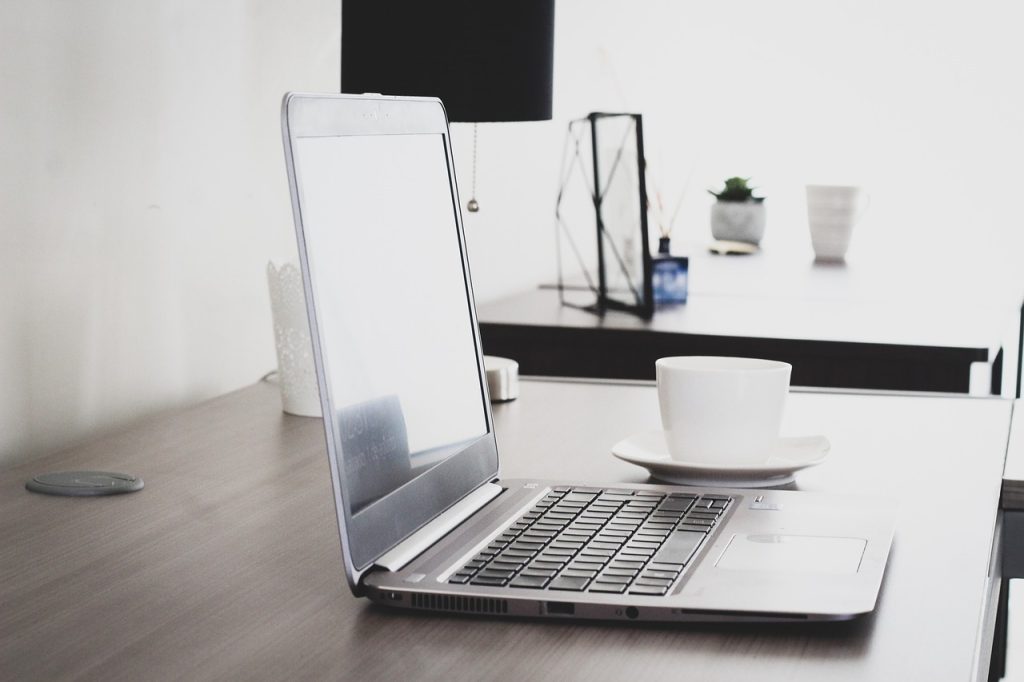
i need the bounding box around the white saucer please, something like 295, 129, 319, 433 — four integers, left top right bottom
611, 431, 830, 488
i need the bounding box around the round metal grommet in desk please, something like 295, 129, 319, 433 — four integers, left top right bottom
484, 355, 519, 402
26, 471, 144, 497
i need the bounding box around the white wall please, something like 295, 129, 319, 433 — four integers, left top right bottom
459, 0, 1024, 302
4, 0, 1024, 467
1, 1, 339, 467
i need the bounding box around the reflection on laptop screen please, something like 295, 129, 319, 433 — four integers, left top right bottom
294, 133, 488, 514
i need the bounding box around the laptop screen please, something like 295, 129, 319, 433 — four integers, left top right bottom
294, 131, 490, 515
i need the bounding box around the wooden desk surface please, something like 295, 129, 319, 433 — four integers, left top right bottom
0, 380, 1011, 681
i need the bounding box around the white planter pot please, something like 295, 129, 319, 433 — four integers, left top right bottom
710, 201, 766, 245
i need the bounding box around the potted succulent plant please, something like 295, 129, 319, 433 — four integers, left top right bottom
708, 176, 766, 245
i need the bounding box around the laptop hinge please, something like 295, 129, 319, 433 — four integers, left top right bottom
374, 482, 504, 572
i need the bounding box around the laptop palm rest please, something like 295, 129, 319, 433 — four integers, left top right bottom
716, 534, 867, 574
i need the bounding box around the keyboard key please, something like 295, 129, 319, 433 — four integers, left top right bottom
553, 486, 571, 493
620, 548, 654, 558
609, 560, 645, 570
464, 560, 486, 569
536, 554, 569, 565
510, 575, 551, 588
606, 522, 640, 531
471, 575, 509, 586
562, 529, 595, 538
530, 560, 565, 571
568, 561, 605, 572
594, 574, 631, 584
448, 574, 471, 584
635, 529, 669, 538
711, 499, 729, 509
500, 549, 536, 559
629, 585, 668, 596
602, 568, 638, 577
543, 547, 576, 557
588, 541, 623, 551
600, 530, 632, 538
509, 542, 543, 553
589, 582, 628, 594
626, 541, 661, 550
521, 568, 557, 578
651, 531, 705, 566
534, 523, 566, 532
580, 548, 615, 558
523, 530, 557, 540
549, 541, 584, 550
676, 524, 711, 534
646, 562, 685, 572
573, 487, 603, 494
642, 570, 678, 580
561, 569, 598, 579
658, 499, 693, 513
479, 568, 515, 579
548, 575, 591, 591
492, 557, 526, 569
644, 522, 675, 530
635, 577, 673, 587
634, 492, 666, 499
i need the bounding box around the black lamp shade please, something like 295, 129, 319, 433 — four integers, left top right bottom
341, 0, 555, 122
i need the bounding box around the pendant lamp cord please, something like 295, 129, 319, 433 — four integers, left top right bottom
467, 124, 480, 213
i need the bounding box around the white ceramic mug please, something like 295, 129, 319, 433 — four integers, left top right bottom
806, 185, 867, 261
656, 356, 791, 465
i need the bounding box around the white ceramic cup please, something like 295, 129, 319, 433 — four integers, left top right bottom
656, 356, 791, 465
806, 185, 867, 261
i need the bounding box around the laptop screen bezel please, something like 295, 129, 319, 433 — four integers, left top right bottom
282, 93, 499, 591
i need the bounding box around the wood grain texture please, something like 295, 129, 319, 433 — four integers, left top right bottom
0, 380, 1011, 681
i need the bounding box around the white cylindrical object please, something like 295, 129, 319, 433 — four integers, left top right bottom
267, 261, 322, 417
806, 185, 866, 261
484, 356, 519, 402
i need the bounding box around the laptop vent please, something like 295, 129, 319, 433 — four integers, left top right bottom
410, 593, 509, 614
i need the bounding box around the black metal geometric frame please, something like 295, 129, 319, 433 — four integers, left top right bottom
555, 112, 654, 319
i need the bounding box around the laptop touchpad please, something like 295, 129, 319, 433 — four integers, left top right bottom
716, 534, 867, 574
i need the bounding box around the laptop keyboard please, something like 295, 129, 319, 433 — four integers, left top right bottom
448, 487, 732, 596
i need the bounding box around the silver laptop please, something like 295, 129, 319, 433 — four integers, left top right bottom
281, 92, 895, 623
